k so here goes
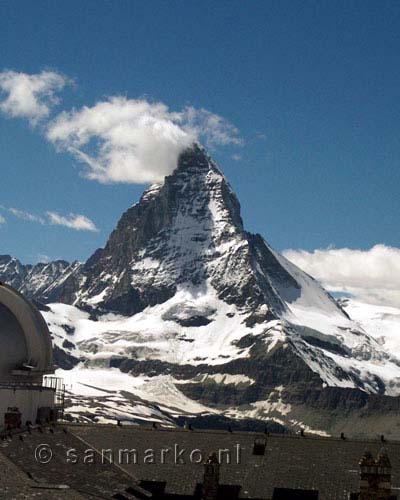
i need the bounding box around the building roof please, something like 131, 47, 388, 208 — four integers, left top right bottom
0, 283, 53, 381
0, 448, 85, 499
68, 423, 400, 500
1, 422, 399, 499
0, 425, 150, 499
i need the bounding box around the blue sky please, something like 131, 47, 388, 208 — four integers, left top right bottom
0, 0, 399, 274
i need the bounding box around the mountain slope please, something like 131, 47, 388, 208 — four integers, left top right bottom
2, 145, 400, 436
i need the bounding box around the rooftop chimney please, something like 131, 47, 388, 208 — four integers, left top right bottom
202, 452, 220, 500
359, 448, 393, 500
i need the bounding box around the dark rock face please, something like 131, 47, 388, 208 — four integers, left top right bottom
173, 414, 288, 433
53, 345, 80, 370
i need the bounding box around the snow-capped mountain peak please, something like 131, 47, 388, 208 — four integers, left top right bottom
2, 145, 399, 436
41, 144, 336, 320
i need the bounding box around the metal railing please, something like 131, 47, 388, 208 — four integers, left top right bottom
43, 376, 66, 417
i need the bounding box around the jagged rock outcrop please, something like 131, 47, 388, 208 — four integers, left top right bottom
0, 255, 78, 300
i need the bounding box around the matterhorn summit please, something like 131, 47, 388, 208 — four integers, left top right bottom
41, 145, 344, 318
2, 144, 400, 435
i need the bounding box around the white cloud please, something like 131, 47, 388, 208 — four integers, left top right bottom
0, 70, 242, 184
284, 244, 400, 307
8, 207, 45, 224
178, 106, 243, 147
46, 211, 98, 232
0, 70, 68, 124
2, 206, 98, 232
46, 96, 242, 184
0, 215, 5, 225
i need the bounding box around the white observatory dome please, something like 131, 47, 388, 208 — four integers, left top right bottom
0, 283, 53, 383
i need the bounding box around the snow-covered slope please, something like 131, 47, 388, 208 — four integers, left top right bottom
41, 295, 400, 435
44, 288, 400, 396
341, 299, 400, 347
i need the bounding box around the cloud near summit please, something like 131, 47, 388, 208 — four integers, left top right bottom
0, 70, 242, 184
46, 97, 242, 184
